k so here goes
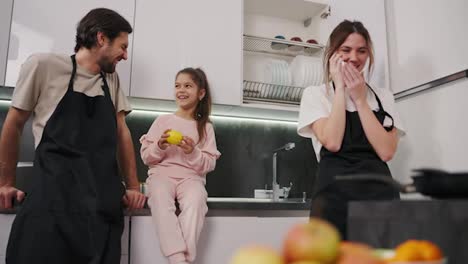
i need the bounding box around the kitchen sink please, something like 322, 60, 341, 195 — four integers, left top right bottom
207, 197, 306, 203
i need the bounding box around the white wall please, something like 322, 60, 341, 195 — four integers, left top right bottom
0, 0, 13, 86
327, 0, 389, 91
385, 0, 468, 185
388, 78, 468, 184
385, 0, 468, 93
6, 0, 135, 95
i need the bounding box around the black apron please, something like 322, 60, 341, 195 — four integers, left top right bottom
310, 84, 400, 239
6, 55, 125, 264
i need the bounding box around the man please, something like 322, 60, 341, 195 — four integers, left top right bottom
0, 8, 145, 263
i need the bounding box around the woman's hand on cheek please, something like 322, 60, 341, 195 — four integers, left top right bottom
179, 136, 195, 154
329, 53, 345, 89
342, 63, 367, 107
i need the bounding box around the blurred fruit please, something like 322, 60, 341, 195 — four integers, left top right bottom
166, 130, 183, 145
283, 218, 341, 264
229, 245, 284, 264
337, 242, 385, 264
289, 261, 322, 264
392, 240, 423, 261
418, 240, 443, 261
390, 240, 443, 262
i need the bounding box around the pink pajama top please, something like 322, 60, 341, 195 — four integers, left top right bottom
140, 114, 221, 181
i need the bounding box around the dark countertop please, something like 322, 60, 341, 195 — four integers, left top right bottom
0, 198, 311, 215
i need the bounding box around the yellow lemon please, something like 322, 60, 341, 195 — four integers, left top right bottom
167, 130, 183, 145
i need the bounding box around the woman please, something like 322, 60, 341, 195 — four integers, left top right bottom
297, 20, 405, 238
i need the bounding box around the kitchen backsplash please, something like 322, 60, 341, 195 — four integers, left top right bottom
0, 103, 318, 199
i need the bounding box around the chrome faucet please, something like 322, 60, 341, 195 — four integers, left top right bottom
272, 142, 295, 201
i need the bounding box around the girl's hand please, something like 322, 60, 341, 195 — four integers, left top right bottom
342, 63, 367, 107
329, 52, 345, 89
179, 136, 195, 154
158, 129, 171, 150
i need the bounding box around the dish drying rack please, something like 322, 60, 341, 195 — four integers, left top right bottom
243, 34, 324, 57
243, 80, 305, 105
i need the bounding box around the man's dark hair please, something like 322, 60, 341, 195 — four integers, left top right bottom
74, 8, 132, 52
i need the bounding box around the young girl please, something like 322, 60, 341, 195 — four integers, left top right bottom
140, 68, 221, 264
297, 20, 406, 238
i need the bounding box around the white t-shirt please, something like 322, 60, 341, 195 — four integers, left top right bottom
297, 83, 406, 161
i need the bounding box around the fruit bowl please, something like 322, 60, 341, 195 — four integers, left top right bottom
374, 248, 447, 264
386, 259, 447, 264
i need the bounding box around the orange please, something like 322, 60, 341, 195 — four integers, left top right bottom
391, 240, 443, 262
392, 240, 423, 261
418, 240, 443, 261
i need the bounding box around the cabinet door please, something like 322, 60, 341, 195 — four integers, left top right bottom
0, 0, 13, 86
131, 0, 243, 105
326, 0, 389, 90
0, 215, 15, 257
5, 0, 135, 95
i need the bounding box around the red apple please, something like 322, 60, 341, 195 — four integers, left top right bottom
283, 218, 341, 263
230, 245, 284, 264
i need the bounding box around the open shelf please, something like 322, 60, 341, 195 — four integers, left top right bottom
243, 34, 324, 57
244, 0, 329, 22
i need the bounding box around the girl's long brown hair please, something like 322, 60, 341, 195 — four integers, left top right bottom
323, 20, 375, 88
176, 67, 212, 143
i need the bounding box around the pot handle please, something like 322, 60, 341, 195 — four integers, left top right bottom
334, 174, 417, 194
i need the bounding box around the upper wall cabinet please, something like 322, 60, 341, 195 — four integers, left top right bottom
130, 0, 243, 105
0, 0, 13, 86
242, 0, 389, 109
242, 0, 329, 107
5, 0, 135, 95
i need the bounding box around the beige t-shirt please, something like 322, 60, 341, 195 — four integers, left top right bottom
11, 53, 132, 148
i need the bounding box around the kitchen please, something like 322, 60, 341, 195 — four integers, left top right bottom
1, 0, 468, 264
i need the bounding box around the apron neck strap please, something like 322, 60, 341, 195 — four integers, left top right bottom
68, 55, 78, 92
69, 55, 111, 98
367, 83, 395, 129
99, 72, 111, 98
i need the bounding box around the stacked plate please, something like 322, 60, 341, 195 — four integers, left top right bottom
289, 55, 323, 88
263, 59, 291, 99
264, 59, 291, 86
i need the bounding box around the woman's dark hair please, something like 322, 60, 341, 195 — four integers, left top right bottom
176, 68, 212, 144
74, 8, 132, 52
323, 20, 374, 86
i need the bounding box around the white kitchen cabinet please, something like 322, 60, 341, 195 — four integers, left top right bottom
5, 0, 135, 95
0, 215, 15, 256
243, 0, 390, 109
130, 0, 243, 105
130, 214, 307, 264
0, 0, 13, 86
243, 0, 328, 109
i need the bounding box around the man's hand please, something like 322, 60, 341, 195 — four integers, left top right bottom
122, 189, 146, 210
0, 185, 25, 209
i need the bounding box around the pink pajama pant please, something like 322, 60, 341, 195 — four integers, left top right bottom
146, 175, 208, 264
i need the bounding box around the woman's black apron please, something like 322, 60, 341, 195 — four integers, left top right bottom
6, 55, 125, 264
310, 84, 400, 239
